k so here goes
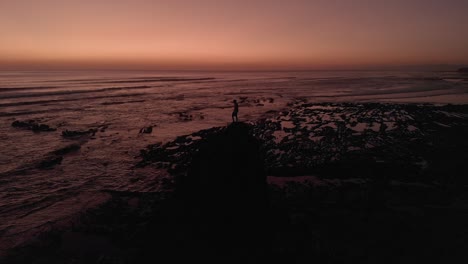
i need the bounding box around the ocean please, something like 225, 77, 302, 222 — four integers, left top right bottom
1, 70, 467, 253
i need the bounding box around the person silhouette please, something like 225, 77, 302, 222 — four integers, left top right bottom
232, 100, 239, 122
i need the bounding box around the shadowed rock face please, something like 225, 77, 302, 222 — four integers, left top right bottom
181, 122, 266, 206
178, 122, 269, 254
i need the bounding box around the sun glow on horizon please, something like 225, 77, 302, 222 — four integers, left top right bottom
1, 0, 468, 70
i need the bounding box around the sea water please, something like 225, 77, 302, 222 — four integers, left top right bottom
0, 70, 467, 253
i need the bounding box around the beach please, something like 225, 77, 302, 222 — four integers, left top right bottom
1, 70, 468, 262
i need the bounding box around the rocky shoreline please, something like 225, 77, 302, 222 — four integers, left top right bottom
140, 101, 468, 182
3, 102, 468, 263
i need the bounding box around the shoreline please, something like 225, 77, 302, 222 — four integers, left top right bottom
2, 101, 468, 263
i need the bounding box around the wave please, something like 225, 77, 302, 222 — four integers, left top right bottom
0, 85, 156, 99
0, 107, 87, 117
0, 86, 58, 92
314, 87, 468, 98
0, 77, 216, 95
0, 93, 148, 108
101, 100, 146, 105
300, 76, 445, 83
80, 77, 215, 84
42, 77, 216, 85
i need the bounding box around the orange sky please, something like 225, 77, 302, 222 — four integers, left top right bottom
1, 0, 467, 70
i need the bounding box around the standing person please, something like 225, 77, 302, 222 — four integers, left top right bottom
232, 100, 239, 122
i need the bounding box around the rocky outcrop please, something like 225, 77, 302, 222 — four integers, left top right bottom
6, 103, 468, 264
37, 156, 63, 169
62, 129, 97, 138
139, 126, 153, 134
179, 122, 267, 212
50, 144, 81, 156
177, 122, 269, 258
11, 120, 56, 132
37, 144, 81, 169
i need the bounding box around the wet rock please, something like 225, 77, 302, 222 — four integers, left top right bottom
137, 101, 468, 197
11, 120, 56, 132
36, 144, 82, 169
51, 144, 81, 155
62, 129, 97, 138
379, 122, 388, 133
37, 156, 63, 169
139, 126, 153, 134
178, 112, 192, 121
11, 120, 34, 128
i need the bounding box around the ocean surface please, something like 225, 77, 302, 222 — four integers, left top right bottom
1, 70, 468, 253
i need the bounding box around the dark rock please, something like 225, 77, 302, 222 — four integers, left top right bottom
36, 144, 81, 169
178, 122, 268, 252
379, 122, 388, 133
458, 67, 468, 73
99, 125, 108, 132
179, 122, 267, 206
11, 120, 32, 128
37, 156, 63, 169
5, 102, 468, 264
139, 126, 153, 134
177, 112, 193, 121
51, 144, 81, 156
11, 120, 56, 132
62, 129, 97, 138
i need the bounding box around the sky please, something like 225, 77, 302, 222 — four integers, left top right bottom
0, 0, 467, 70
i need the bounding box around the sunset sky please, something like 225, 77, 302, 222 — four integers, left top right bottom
1, 0, 467, 70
